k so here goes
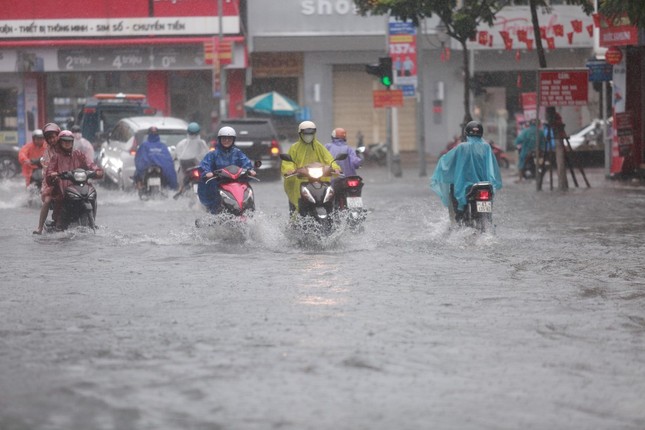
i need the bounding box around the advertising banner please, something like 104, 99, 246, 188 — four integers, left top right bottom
389, 20, 417, 87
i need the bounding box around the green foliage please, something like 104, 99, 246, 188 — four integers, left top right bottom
600, 0, 645, 29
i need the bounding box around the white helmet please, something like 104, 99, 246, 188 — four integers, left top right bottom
298, 121, 316, 134
217, 126, 236, 138
32, 129, 44, 139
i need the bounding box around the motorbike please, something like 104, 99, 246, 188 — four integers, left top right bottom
333, 175, 366, 231
451, 182, 494, 233
357, 141, 386, 166
138, 165, 165, 200
173, 165, 202, 200
280, 152, 348, 236
204, 161, 262, 217
47, 168, 99, 231
27, 157, 44, 206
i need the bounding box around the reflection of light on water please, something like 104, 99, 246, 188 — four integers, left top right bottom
298, 295, 339, 306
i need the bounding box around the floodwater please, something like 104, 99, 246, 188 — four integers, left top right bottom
0, 164, 644, 430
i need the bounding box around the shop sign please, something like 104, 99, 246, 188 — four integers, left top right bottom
539, 70, 589, 107
598, 14, 638, 47
58, 46, 205, 71
373, 90, 403, 108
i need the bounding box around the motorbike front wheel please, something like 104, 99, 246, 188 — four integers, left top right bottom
79, 211, 96, 230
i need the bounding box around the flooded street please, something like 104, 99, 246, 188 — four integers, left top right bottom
1, 164, 644, 430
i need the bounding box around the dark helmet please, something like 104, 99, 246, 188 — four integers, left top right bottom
464, 121, 483, 138
148, 126, 159, 135
71, 125, 82, 133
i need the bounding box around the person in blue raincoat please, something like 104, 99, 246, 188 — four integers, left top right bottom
514, 119, 546, 182
431, 120, 502, 223
134, 126, 178, 190
324, 127, 362, 177
198, 126, 255, 214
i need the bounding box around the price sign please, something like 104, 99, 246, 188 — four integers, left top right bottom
539, 70, 589, 106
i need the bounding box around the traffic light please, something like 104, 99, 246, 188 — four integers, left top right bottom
365, 56, 393, 88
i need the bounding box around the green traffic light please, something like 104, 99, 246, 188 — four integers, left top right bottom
381, 76, 392, 87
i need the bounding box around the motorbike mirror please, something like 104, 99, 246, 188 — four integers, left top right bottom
254, 160, 263, 168
334, 153, 349, 161
279, 154, 294, 162
355, 146, 366, 153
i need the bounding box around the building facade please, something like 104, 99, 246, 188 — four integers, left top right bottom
246, 0, 598, 156
0, 0, 246, 146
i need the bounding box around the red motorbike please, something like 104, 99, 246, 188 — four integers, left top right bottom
205, 163, 261, 217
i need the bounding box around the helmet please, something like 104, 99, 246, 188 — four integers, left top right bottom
217, 126, 236, 138
32, 129, 44, 139
298, 121, 316, 134
71, 125, 82, 133
43, 122, 61, 137
217, 126, 236, 145
58, 130, 74, 142
331, 127, 347, 140
464, 121, 483, 137
58, 130, 74, 153
187, 122, 201, 135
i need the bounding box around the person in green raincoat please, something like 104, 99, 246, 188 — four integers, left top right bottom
281, 120, 341, 214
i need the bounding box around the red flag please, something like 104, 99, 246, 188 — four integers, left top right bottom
571, 20, 583, 33
553, 24, 564, 37
546, 38, 555, 50
567, 32, 574, 44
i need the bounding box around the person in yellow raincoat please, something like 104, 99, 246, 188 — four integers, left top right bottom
281, 120, 341, 214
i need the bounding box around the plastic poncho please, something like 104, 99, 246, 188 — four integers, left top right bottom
430, 136, 502, 211
45, 149, 99, 196
176, 135, 210, 162
281, 137, 340, 211
134, 134, 178, 189
197, 143, 253, 213
18, 141, 47, 186
514, 124, 546, 170
325, 138, 363, 177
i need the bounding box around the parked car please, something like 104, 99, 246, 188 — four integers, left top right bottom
76, 93, 157, 148
98, 116, 188, 190
567, 119, 610, 150
566, 118, 611, 166
209, 118, 282, 180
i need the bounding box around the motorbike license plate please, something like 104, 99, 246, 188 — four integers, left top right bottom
192, 183, 199, 193
346, 197, 363, 209
148, 177, 161, 186
476, 201, 492, 213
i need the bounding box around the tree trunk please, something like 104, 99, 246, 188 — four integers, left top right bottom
461, 39, 472, 127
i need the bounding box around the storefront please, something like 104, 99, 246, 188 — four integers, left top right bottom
0, 0, 245, 146
246, 0, 597, 155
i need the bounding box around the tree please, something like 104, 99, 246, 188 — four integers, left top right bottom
353, 0, 507, 127
600, 0, 645, 29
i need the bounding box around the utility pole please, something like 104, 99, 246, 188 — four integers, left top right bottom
218, 0, 227, 119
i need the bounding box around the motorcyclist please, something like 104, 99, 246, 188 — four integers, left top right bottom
281, 120, 341, 214
324, 127, 362, 177
198, 126, 256, 214
175, 122, 210, 196
431, 120, 502, 223
44, 130, 104, 231
18, 129, 47, 187
71, 124, 95, 162
514, 119, 546, 182
134, 126, 178, 190
33, 122, 61, 235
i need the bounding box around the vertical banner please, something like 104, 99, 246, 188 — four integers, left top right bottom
611, 51, 627, 174
389, 20, 417, 88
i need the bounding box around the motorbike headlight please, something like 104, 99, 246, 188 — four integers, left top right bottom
73, 171, 88, 182
308, 167, 324, 179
